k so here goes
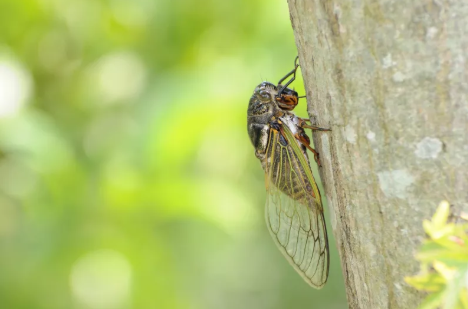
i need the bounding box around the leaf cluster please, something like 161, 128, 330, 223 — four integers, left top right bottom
406, 201, 468, 309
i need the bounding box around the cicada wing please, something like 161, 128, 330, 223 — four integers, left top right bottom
264, 127, 329, 289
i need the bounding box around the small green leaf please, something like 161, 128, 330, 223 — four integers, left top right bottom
443, 265, 468, 309
433, 261, 456, 281
418, 290, 445, 309
408, 200, 468, 309
424, 220, 435, 237
405, 273, 446, 291
432, 201, 450, 229
416, 248, 468, 264
459, 289, 468, 309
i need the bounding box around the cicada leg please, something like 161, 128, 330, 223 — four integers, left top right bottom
294, 132, 322, 167
277, 56, 300, 97
303, 124, 331, 131
277, 56, 299, 86
298, 118, 331, 132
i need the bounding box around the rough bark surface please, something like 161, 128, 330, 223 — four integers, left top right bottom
287, 1, 468, 308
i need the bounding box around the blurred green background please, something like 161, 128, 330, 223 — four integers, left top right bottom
0, 0, 347, 308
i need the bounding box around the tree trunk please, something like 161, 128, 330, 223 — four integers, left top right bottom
287, 0, 468, 308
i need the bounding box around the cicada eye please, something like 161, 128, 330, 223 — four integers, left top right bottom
259, 90, 270, 100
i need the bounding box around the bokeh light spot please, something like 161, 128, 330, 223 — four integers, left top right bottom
91, 51, 147, 104
70, 250, 132, 309
0, 58, 33, 118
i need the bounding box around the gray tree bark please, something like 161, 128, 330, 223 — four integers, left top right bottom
287, 1, 468, 308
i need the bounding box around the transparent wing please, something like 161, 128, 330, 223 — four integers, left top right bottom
264, 126, 329, 289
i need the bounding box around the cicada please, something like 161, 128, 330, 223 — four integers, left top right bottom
247, 57, 330, 288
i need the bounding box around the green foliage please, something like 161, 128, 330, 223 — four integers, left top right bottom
0, 0, 347, 308
406, 201, 468, 309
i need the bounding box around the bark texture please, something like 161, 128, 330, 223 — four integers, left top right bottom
287, 1, 468, 308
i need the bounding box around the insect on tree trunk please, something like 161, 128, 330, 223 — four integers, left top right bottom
287, 0, 468, 308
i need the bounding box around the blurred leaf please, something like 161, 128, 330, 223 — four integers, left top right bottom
418, 290, 445, 309
416, 242, 468, 264
405, 273, 445, 292
0, 0, 349, 308
433, 201, 450, 229
459, 289, 468, 309
434, 261, 456, 281
408, 201, 468, 309
443, 265, 468, 309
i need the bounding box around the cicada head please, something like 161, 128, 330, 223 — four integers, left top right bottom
247, 82, 278, 117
